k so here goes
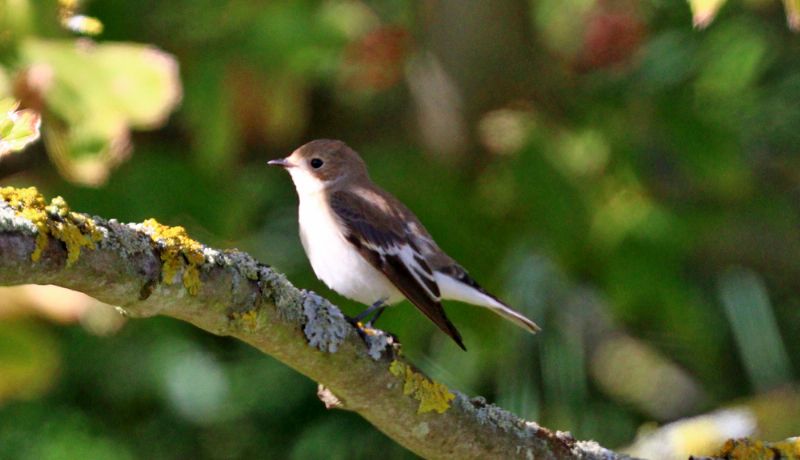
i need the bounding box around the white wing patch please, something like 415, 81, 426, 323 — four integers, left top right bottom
365, 241, 441, 303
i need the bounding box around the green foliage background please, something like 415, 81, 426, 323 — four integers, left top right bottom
1, 0, 799, 458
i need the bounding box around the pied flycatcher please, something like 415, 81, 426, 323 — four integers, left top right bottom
269, 139, 540, 350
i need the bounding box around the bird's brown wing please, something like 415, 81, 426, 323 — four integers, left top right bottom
329, 188, 465, 350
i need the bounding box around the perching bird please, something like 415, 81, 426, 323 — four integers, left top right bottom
268, 139, 540, 350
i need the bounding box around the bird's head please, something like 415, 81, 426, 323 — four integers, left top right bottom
269, 139, 368, 195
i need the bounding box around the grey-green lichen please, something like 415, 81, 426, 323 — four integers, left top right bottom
451, 393, 620, 459
574, 440, 627, 460
0, 186, 103, 266
259, 268, 304, 323
364, 328, 393, 360
93, 219, 158, 259
456, 394, 529, 431
213, 250, 262, 320
302, 290, 348, 353
218, 250, 260, 281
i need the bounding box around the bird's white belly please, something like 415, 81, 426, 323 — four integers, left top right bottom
297, 195, 402, 305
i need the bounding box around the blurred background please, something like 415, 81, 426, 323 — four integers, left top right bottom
1, 0, 800, 458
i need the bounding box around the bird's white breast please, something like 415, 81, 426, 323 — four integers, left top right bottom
296, 191, 402, 305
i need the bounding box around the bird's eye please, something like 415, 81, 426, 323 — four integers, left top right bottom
310, 158, 324, 169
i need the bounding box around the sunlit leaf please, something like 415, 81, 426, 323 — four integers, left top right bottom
688, 0, 728, 28
61, 15, 104, 36
18, 39, 181, 185
0, 98, 41, 157
785, 0, 800, 31
0, 97, 16, 116
57, 0, 79, 9
0, 0, 34, 38
57, 0, 103, 36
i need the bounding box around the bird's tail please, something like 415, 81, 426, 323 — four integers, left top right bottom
435, 270, 541, 334
483, 299, 541, 333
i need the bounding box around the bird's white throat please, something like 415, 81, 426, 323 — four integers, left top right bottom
287, 168, 327, 196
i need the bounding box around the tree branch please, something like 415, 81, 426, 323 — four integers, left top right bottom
0, 186, 627, 459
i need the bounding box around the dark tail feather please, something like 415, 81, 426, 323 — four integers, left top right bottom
411, 300, 466, 351
440, 315, 466, 351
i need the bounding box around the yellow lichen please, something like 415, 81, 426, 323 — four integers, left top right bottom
141, 218, 205, 295
231, 309, 259, 331
389, 360, 455, 414
0, 186, 102, 265
717, 438, 800, 460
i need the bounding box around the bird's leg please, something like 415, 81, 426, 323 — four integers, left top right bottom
367, 303, 386, 326
346, 299, 399, 354
352, 298, 387, 325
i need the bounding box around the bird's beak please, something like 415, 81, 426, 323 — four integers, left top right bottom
267, 158, 295, 168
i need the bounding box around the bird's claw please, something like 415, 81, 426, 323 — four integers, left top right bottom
346, 316, 378, 335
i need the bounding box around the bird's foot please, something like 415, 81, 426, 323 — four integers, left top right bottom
357, 321, 381, 336
345, 314, 400, 359
345, 316, 379, 336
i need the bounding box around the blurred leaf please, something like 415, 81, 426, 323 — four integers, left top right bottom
18, 38, 181, 185
0, 67, 10, 97
154, 342, 231, 424
624, 408, 756, 459
579, 9, 646, 70
748, 387, 800, 438
550, 129, 610, 179
248, 1, 348, 76
61, 15, 104, 36
660, 103, 752, 198
636, 31, 698, 91
717, 267, 793, 392
540, 325, 586, 424
0, 98, 41, 157
289, 415, 411, 460
0, 319, 60, 405
533, 0, 595, 57
0, 285, 98, 324
225, 67, 309, 150
20, 409, 135, 460
784, 0, 800, 30
589, 173, 673, 251
748, 73, 800, 151
511, 143, 590, 263
339, 26, 409, 92
695, 21, 769, 99
180, 58, 239, 174
590, 335, 706, 420
318, 0, 379, 40
0, 0, 35, 39
688, 0, 728, 29
478, 108, 536, 155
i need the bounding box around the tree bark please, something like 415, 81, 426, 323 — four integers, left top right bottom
0, 187, 628, 460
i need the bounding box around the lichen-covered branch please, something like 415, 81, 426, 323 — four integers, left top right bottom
0, 186, 625, 460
